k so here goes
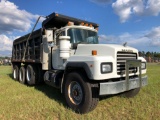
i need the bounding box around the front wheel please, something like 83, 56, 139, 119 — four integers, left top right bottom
64, 72, 99, 114
121, 88, 140, 98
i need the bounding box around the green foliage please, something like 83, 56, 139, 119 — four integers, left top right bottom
0, 65, 160, 120
0, 56, 10, 59
139, 51, 160, 58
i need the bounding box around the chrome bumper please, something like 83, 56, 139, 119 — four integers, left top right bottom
99, 75, 148, 95
99, 60, 148, 95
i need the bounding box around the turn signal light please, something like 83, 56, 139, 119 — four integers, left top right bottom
68, 21, 74, 26
92, 50, 97, 56
85, 23, 88, 26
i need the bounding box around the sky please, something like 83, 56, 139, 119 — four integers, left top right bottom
0, 0, 160, 56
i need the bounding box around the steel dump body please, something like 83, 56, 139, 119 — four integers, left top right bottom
12, 12, 98, 63
12, 29, 42, 63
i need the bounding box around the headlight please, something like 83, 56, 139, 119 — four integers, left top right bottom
141, 62, 146, 70
101, 63, 112, 73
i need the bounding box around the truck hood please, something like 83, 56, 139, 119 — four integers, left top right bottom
74, 44, 138, 57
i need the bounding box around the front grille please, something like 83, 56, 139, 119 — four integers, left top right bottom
117, 52, 137, 75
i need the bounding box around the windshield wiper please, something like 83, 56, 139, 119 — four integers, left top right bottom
72, 41, 88, 49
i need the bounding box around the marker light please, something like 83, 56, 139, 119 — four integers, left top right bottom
68, 21, 74, 26
85, 23, 88, 26
81, 22, 84, 26
92, 50, 97, 56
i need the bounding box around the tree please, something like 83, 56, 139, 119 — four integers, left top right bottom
139, 51, 142, 56
146, 51, 151, 57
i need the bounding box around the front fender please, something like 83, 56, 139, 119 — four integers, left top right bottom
65, 62, 93, 79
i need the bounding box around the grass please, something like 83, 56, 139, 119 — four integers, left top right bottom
0, 64, 160, 120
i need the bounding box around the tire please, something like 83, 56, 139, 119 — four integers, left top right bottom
64, 72, 99, 114
26, 65, 36, 85
13, 65, 19, 80
19, 66, 26, 84
122, 88, 140, 98
35, 65, 44, 84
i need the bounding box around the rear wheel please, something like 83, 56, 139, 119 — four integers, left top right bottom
26, 65, 36, 85
19, 66, 26, 84
13, 65, 19, 80
35, 65, 44, 84
64, 72, 99, 114
122, 88, 140, 98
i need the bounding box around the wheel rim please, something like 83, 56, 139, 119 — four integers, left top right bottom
68, 81, 83, 105
19, 70, 22, 81
13, 69, 16, 79
26, 67, 31, 82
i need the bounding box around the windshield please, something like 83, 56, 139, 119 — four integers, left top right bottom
67, 28, 98, 44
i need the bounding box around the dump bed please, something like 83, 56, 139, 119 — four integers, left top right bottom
12, 12, 99, 63
12, 29, 42, 63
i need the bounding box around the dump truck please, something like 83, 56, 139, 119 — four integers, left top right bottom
11, 12, 147, 113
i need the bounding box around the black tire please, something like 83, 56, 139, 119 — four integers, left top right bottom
19, 66, 26, 84
64, 72, 99, 114
35, 65, 44, 84
26, 65, 36, 85
13, 65, 19, 80
122, 88, 140, 98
